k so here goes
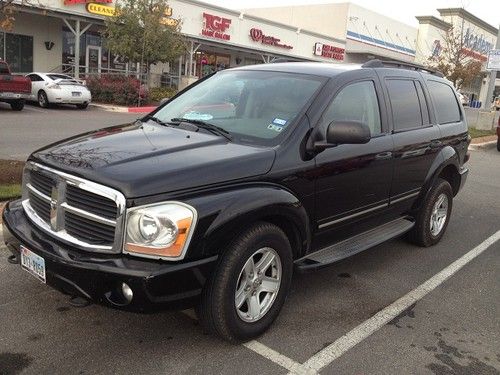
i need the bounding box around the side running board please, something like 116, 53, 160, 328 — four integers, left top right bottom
295, 217, 414, 272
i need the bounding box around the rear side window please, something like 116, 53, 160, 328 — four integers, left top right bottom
427, 80, 461, 124
322, 81, 382, 135
386, 79, 423, 131
0, 62, 9, 74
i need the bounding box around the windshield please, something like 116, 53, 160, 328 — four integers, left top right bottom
152, 70, 325, 145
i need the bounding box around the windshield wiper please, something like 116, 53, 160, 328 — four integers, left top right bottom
170, 118, 232, 141
144, 115, 169, 126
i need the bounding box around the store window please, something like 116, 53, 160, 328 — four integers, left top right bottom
196, 52, 230, 78
0, 32, 33, 73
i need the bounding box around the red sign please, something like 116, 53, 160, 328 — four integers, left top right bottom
201, 13, 231, 41
314, 42, 344, 61
65, 0, 111, 4
249, 28, 293, 50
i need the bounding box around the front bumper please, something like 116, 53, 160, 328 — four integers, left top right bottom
2, 200, 217, 312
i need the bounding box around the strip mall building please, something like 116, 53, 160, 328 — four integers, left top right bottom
2, 0, 498, 104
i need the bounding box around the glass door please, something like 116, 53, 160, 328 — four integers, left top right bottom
86, 45, 101, 74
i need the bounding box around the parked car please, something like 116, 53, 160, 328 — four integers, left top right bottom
2, 60, 469, 342
0, 60, 31, 111
25, 72, 91, 109
493, 96, 500, 111
496, 113, 500, 151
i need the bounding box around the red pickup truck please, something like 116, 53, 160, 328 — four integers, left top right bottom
0, 61, 31, 111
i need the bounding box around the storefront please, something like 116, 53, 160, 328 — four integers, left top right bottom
4, 0, 346, 89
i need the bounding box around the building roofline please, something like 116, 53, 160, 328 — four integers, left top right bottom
415, 15, 451, 31
437, 8, 498, 35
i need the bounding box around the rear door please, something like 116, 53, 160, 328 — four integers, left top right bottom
375, 69, 442, 212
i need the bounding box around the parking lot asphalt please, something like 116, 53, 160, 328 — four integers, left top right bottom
0, 103, 139, 160
1, 134, 499, 373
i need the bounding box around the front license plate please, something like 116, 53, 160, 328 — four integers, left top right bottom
72, 92, 81, 97
20, 246, 46, 283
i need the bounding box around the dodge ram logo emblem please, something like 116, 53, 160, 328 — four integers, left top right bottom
50, 186, 58, 230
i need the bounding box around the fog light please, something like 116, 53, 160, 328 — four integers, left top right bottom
121, 282, 133, 303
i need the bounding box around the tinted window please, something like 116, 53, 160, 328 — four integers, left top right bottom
0, 62, 9, 74
427, 80, 461, 124
27, 74, 42, 81
387, 79, 422, 131
322, 81, 381, 135
414, 81, 430, 125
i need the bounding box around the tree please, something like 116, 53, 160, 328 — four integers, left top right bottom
426, 25, 483, 89
103, 0, 185, 74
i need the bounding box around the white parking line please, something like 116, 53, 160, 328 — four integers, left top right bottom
243, 340, 314, 374
291, 229, 500, 374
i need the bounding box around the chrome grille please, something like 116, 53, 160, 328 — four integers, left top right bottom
22, 162, 126, 253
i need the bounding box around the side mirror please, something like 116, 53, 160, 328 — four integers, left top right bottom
325, 120, 371, 145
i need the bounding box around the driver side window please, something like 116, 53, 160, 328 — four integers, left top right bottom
321, 81, 382, 136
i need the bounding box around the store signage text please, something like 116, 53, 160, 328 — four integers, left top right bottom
314, 42, 344, 60
160, 7, 179, 26
65, 0, 111, 5
249, 28, 293, 50
86, 3, 115, 16
202, 13, 231, 41
463, 28, 493, 56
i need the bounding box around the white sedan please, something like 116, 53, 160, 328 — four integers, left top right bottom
25, 73, 92, 109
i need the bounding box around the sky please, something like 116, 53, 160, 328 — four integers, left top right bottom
201, 0, 500, 30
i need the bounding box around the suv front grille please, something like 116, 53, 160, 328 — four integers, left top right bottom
22, 162, 126, 253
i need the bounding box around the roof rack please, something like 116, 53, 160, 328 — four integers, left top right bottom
270, 58, 297, 63
362, 59, 444, 78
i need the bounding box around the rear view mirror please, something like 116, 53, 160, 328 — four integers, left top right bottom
326, 120, 371, 145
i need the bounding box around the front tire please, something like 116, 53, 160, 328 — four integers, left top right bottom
408, 178, 453, 247
198, 222, 293, 342
10, 100, 24, 111
497, 137, 500, 152
76, 103, 88, 109
38, 91, 49, 108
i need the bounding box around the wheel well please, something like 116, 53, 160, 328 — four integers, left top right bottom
261, 215, 304, 260
438, 165, 460, 196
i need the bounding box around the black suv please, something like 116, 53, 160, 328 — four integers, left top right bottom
2, 60, 469, 342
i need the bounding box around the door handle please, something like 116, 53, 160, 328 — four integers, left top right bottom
430, 140, 443, 149
375, 151, 393, 160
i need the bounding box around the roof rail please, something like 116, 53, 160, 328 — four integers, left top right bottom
270, 58, 297, 63
362, 59, 444, 78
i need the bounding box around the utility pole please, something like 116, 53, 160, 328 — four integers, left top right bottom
484, 25, 500, 110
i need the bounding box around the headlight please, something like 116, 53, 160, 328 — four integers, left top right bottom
124, 202, 197, 260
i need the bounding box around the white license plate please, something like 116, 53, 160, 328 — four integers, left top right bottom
72, 92, 81, 97
20, 246, 46, 283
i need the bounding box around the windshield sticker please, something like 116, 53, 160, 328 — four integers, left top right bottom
268, 124, 284, 132
182, 111, 214, 121
272, 118, 287, 126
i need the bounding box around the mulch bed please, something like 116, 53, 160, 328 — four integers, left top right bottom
0, 159, 24, 185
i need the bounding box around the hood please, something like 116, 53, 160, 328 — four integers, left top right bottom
31, 122, 276, 198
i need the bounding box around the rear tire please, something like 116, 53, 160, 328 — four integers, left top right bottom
497, 138, 500, 152
408, 178, 453, 247
10, 100, 24, 111
198, 222, 293, 342
38, 91, 49, 108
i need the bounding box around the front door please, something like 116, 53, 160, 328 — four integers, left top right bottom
312, 73, 394, 246
86, 45, 101, 74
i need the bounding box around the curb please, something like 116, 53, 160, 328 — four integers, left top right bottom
90, 103, 157, 113
469, 140, 497, 150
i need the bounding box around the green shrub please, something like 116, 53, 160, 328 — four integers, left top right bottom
149, 87, 178, 103
86, 75, 149, 106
